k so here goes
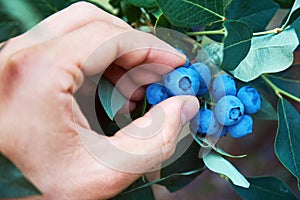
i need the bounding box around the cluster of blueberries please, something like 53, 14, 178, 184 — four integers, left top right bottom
145, 54, 261, 139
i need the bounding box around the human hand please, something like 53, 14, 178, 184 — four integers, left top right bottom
0, 2, 199, 199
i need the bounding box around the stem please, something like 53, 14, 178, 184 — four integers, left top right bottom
205, 101, 216, 106
122, 166, 207, 194
187, 27, 283, 37
187, 29, 225, 36
141, 12, 154, 32
253, 28, 283, 36
261, 75, 300, 103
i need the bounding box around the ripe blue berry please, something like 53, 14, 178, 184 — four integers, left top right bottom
189, 62, 212, 95
228, 115, 253, 138
146, 83, 169, 105
162, 67, 200, 96
237, 86, 262, 114
212, 74, 237, 100
219, 127, 227, 137
215, 95, 244, 126
190, 109, 221, 136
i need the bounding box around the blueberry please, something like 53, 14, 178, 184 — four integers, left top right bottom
162, 67, 200, 96
215, 95, 244, 126
176, 48, 190, 67
189, 109, 221, 136
212, 74, 237, 100
228, 115, 253, 138
146, 83, 169, 105
189, 62, 211, 95
237, 86, 262, 114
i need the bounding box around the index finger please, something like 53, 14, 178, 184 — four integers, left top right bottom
77, 29, 186, 76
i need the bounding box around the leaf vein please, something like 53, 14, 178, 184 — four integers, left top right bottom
281, 99, 299, 176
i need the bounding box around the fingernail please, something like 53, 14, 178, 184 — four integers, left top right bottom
181, 96, 199, 125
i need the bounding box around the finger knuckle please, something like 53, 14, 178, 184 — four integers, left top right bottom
56, 64, 84, 94
5, 48, 33, 78
86, 21, 107, 32
83, 21, 120, 39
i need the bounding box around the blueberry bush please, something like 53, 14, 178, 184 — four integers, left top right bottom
0, 0, 299, 199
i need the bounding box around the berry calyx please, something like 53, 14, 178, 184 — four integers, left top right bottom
162, 67, 200, 96
215, 95, 244, 126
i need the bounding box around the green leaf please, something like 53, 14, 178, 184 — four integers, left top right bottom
223, 0, 232, 10
274, 0, 295, 8
109, 0, 122, 9
0, 21, 22, 42
154, 13, 171, 28
231, 177, 297, 200
156, 0, 226, 28
221, 20, 252, 71
0, 0, 72, 41
226, 0, 279, 32
0, 153, 41, 198
203, 151, 250, 188
0, 0, 42, 30
265, 74, 300, 98
282, 0, 300, 28
148, 6, 162, 18
160, 134, 205, 192
126, 0, 157, 8
231, 28, 299, 82
97, 77, 127, 120
275, 98, 300, 189
291, 16, 300, 40
122, 168, 204, 194
113, 177, 155, 200
120, 0, 141, 23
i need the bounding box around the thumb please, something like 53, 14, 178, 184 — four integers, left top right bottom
110, 95, 199, 173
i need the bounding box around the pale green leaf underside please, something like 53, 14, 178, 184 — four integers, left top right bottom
98, 78, 126, 120
231, 28, 299, 82
282, 0, 300, 28
203, 151, 250, 188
